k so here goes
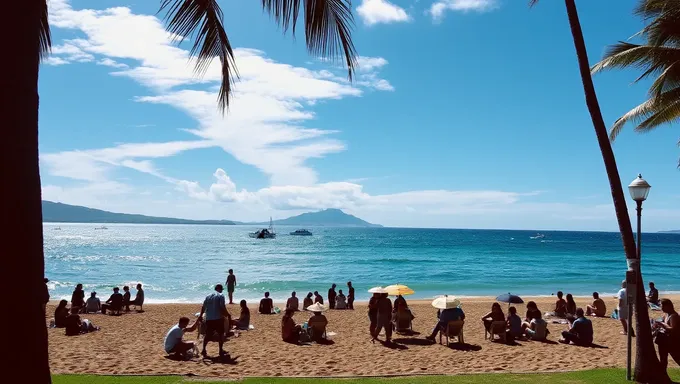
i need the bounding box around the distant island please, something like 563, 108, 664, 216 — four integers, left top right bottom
42, 201, 382, 228
42, 201, 236, 225
246, 208, 382, 228
659, 230, 680, 234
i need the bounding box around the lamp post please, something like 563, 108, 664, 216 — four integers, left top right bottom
626, 174, 651, 381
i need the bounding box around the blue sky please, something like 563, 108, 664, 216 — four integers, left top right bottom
40, 0, 679, 231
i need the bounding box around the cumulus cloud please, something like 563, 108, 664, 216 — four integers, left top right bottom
357, 0, 411, 26
429, 0, 498, 22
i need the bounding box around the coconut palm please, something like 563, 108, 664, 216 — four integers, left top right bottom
11, 1, 356, 382
530, 0, 670, 382
591, 0, 680, 145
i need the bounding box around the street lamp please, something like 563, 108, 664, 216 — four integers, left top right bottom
626, 174, 651, 381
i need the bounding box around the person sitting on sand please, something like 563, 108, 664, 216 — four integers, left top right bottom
231, 300, 250, 330
65, 313, 99, 336
85, 292, 101, 314
393, 294, 407, 313
565, 294, 577, 317
164, 316, 200, 359
308, 309, 329, 342
426, 304, 465, 341
303, 292, 313, 310
522, 311, 547, 341
130, 283, 144, 309
102, 287, 123, 315
586, 292, 606, 317
54, 300, 70, 328
314, 291, 324, 305
123, 286, 131, 312
328, 284, 337, 310
71, 284, 85, 314
259, 292, 274, 314
372, 293, 393, 343
335, 290, 347, 309
525, 301, 541, 322
653, 299, 680, 370
560, 308, 593, 346
648, 282, 660, 306
281, 309, 301, 343
392, 300, 415, 332
507, 306, 523, 340
553, 291, 567, 317
481, 302, 505, 333
286, 291, 299, 311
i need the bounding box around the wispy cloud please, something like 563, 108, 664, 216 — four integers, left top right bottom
357, 0, 411, 26
428, 0, 498, 22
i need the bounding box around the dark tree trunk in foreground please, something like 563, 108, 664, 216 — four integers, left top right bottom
563, 1, 668, 383
3, 1, 51, 382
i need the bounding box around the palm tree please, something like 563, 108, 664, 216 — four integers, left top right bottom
591, 0, 680, 166
529, 0, 670, 382
12, 1, 356, 382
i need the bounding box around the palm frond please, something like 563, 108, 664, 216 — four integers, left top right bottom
636, 89, 680, 132
262, 0, 358, 80
528, 0, 539, 7
648, 61, 680, 97
40, 0, 52, 61
591, 42, 680, 77
609, 99, 657, 141
160, 0, 236, 111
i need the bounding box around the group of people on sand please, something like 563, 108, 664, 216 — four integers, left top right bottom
47, 280, 145, 336
281, 283, 356, 312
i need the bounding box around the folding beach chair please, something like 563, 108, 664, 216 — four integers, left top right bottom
439, 320, 464, 346
485, 320, 507, 343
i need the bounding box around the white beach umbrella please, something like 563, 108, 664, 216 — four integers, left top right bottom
431, 295, 461, 309
306, 303, 327, 312
368, 286, 388, 294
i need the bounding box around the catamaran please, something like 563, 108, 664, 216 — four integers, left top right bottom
249, 217, 276, 239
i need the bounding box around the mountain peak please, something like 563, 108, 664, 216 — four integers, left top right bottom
272, 209, 381, 227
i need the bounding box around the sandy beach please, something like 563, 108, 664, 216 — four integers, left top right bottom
47, 295, 680, 378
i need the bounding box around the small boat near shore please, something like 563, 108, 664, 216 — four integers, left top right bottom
530, 233, 545, 239
290, 229, 312, 236
249, 217, 276, 239
94, 226, 108, 230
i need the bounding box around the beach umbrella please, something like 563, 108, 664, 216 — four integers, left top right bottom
496, 293, 524, 304
368, 286, 387, 294
431, 295, 461, 309
384, 284, 415, 296
306, 303, 327, 312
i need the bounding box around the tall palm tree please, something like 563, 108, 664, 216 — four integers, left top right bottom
11, 1, 356, 382
591, 0, 680, 166
529, 1, 670, 382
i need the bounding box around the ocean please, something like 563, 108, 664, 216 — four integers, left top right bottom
44, 223, 680, 303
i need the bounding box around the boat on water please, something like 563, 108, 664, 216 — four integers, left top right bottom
249, 217, 276, 239
94, 226, 108, 230
290, 229, 312, 236
53, 227, 61, 231
530, 233, 545, 239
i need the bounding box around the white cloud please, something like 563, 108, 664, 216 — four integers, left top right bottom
50, 41, 95, 63
429, 0, 498, 22
97, 58, 128, 68
357, 56, 389, 72
45, 57, 69, 66
357, 0, 411, 26
46, 0, 392, 187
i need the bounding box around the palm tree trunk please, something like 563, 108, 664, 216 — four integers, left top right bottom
563, 1, 668, 383
4, 1, 51, 382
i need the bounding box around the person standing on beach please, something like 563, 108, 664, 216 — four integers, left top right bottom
617, 280, 633, 336
368, 293, 379, 336
71, 284, 85, 313
372, 293, 393, 343
328, 284, 337, 310
43, 278, 50, 316
199, 284, 229, 358
226, 269, 236, 305
347, 281, 355, 310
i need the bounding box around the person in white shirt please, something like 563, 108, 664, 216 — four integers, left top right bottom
617, 280, 634, 336
286, 291, 299, 311
164, 316, 200, 358
85, 292, 101, 313
524, 312, 548, 340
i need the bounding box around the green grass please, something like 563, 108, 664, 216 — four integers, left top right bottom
53, 368, 680, 383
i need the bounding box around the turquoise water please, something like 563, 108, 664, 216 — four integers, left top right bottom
44, 224, 680, 303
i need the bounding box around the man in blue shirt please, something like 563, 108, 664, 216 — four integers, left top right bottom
199, 284, 229, 358
560, 308, 593, 346
426, 307, 465, 341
